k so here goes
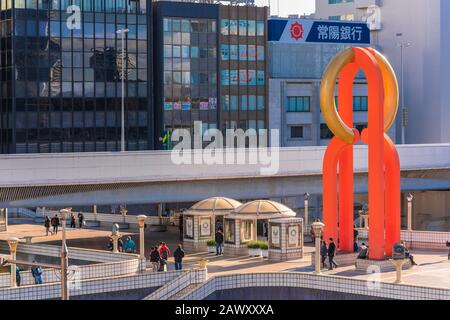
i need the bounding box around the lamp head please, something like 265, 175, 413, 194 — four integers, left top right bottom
407, 193, 414, 202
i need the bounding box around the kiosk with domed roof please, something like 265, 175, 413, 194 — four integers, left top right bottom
183, 197, 242, 252
224, 200, 304, 260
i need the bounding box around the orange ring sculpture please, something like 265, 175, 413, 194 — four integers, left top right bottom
321, 47, 401, 260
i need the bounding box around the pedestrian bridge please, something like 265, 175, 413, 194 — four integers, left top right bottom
0, 144, 449, 207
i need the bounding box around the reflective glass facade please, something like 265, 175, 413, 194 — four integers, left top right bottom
219, 5, 267, 136
0, 0, 151, 153
162, 17, 218, 136
1, 1, 268, 154
154, 2, 268, 149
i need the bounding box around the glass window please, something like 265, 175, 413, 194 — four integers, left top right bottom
173, 45, 181, 58
230, 45, 238, 60
221, 19, 229, 35
163, 18, 171, 32
257, 20, 265, 36
290, 126, 304, 139
240, 95, 248, 111
230, 96, 238, 110
181, 19, 190, 33
248, 20, 256, 36
239, 20, 247, 36
191, 46, 199, 58
222, 95, 229, 111
249, 95, 257, 110
164, 45, 172, 58
229, 20, 238, 35
221, 44, 229, 61
181, 46, 190, 58
225, 219, 235, 244
239, 45, 247, 61
257, 45, 265, 61
257, 96, 265, 110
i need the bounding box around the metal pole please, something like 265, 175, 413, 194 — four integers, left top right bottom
7, 238, 19, 288
407, 200, 412, 231
312, 222, 324, 275
121, 30, 125, 152
304, 199, 309, 232
314, 234, 321, 274
60, 209, 69, 300
400, 44, 405, 145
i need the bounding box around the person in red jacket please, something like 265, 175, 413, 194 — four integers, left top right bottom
159, 242, 171, 272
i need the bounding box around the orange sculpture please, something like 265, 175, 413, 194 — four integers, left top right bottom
320, 47, 400, 260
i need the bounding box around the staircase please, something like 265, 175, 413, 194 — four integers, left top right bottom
143, 269, 207, 300
7, 208, 38, 219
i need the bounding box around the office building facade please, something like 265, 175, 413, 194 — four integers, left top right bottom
0, 0, 152, 154
267, 17, 388, 147
316, 0, 450, 144
0, 0, 268, 154
153, 1, 268, 148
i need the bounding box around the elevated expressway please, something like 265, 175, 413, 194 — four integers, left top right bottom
0, 144, 449, 207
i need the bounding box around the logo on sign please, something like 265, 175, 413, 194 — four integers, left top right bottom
290, 21, 304, 40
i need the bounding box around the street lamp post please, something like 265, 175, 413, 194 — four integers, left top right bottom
407, 193, 414, 231
137, 215, 147, 272
117, 28, 129, 152
7, 238, 19, 288
304, 193, 310, 233
396, 34, 411, 145
59, 209, 70, 300
311, 221, 325, 275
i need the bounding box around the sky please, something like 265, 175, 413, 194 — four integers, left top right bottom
255, 0, 316, 17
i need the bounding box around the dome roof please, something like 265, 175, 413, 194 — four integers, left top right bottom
186, 197, 242, 215
227, 200, 297, 220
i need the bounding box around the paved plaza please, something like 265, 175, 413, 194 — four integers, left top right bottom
2, 219, 449, 291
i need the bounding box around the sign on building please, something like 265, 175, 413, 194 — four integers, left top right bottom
268, 18, 370, 45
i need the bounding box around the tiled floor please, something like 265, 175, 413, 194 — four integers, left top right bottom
3, 219, 450, 291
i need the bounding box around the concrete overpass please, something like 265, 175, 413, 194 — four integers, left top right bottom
0, 144, 449, 207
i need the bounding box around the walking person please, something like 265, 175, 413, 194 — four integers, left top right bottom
174, 244, 185, 271
320, 241, 328, 269
150, 247, 161, 272
31, 261, 43, 285
124, 236, 137, 253
78, 212, 84, 229
16, 266, 21, 287
44, 216, 51, 236
159, 242, 170, 272
51, 215, 59, 235
328, 238, 339, 270
107, 238, 114, 251
118, 237, 124, 253
70, 213, 76, 229
215, 229, 224, 256
215, 219, 223, 233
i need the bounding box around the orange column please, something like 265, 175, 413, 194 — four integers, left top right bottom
338, 63, 359, 253
323, 137, 347, 243
384, 133, 401, 256
355, 48, 386, 260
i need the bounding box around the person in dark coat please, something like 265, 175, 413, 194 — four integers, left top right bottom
51, 215, 60, 235
44, 216, 51, 236
78, 212, 84, 228
70, 213, 76, 229
320, 241, 328, 269
173, 244, 185, 270
215, 229, 224, 256
16, 266, 21, 287
150, 247, 161, 272
327, 238, 339, 270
